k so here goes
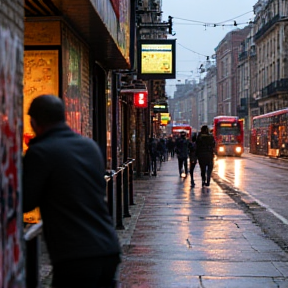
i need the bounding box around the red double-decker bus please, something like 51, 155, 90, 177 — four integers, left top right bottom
250, 108, 288, 157
213, 116, 244, 156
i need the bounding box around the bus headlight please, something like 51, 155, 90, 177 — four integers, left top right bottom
219, 146, 225, 153
235, 146, 242, 154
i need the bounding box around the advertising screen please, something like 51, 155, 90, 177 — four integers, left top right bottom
138, 39, 176, 80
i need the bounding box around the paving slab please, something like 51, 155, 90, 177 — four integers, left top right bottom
118, 157, 288, 288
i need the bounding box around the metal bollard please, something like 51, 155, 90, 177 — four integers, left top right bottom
105, 170, 115, 220
128, 158, 135, 205
122, 163, 131, 218
116, 167, 125, 230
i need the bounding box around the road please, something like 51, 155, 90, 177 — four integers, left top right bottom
212, 151, 288, 251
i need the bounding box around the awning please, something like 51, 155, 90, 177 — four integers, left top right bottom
24, 0, 131, 70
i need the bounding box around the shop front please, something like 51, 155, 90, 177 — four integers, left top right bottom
1, 0, 134, 286
23, 0, 132, 166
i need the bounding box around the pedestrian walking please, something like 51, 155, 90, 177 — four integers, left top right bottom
175, 131, 189, 177
167, 136, 176, 158
196, 125, 215, 187
23, 94, 121, 288
188, 134, 197, 187
157, 138, 166, 163
148, 137, 158, 176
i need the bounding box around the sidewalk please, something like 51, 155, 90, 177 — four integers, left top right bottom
117, 157, 288, 288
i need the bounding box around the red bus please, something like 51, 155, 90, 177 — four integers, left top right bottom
167, 124, 192, 140
213, 116, 244, 156
250, 108, 288, 157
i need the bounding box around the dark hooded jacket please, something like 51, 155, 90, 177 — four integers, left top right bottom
196, 132, 215, 157
23, 123, 121, 264
175, 136, 189, 159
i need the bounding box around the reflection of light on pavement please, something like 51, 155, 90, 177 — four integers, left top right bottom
174, 180, 194, 276
234, 159, 241, 187
217, 158, 227, 180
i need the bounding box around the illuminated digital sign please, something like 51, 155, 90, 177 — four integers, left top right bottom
220, 123, 232, 127
153, 104, 168, 113
160, 113, 170, 126
137, 39, 176, 80
134, 91, 148, 108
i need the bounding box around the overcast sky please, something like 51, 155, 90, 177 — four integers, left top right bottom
161, 0, 256, 96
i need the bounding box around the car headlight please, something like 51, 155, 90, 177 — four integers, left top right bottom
219, 146, 225, 153
235, 147, 242, 153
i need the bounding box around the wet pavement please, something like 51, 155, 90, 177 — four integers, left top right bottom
117, 157, 288, 288
39, 156, 288, 287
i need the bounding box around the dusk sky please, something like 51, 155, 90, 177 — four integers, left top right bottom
161, 0, 256, 96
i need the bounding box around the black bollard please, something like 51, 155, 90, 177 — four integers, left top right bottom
128, 158, 135, 205
105, 170, 114, 219
116, 167, 125, 230
123, 164, 131, 217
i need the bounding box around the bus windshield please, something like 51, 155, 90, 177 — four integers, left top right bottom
216, 123, 240, 136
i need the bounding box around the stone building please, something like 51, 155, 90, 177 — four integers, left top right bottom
215, 26, 252, 116
169, 81, 194, 125
205, 66, 218, 127
237, 28, 256, 146
253, 0, 288, 114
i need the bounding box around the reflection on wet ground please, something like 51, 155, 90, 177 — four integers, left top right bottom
118, 157, 288, 288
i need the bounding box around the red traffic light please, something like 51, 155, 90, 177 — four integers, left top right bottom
134, 91, 148, 108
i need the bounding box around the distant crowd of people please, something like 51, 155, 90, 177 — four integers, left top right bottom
148, 125, 215, 188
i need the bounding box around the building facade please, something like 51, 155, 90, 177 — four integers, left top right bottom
253, 0, 288, 114
1, 0, 134, 286
205, 66, 218, 128
215, 26, 251, 117
236, 0, 288, 148
23, 0, 132, 171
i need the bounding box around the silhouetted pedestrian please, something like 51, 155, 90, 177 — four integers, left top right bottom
196, 125, 215, 187
167, 137, 176, 158
23, 94, 121, 288
175, 131, 189, 177
148, 137, 158, 176
188, 134, 197, 187
157, 138, 166, 163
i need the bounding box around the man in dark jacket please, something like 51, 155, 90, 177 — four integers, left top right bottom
188, 134, 197, 187
148, 137, 158, 176
167, 137, 176, 158
196, 125, 215, 187
23, 95, 121, 288
175, 131, 189, 177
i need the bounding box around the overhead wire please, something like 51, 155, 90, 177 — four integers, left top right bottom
214, 11, 253, 24
175, 21, 251, 27
171, 11, 253, 74
177, 43, 208, 58
173, 10, 253, 26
